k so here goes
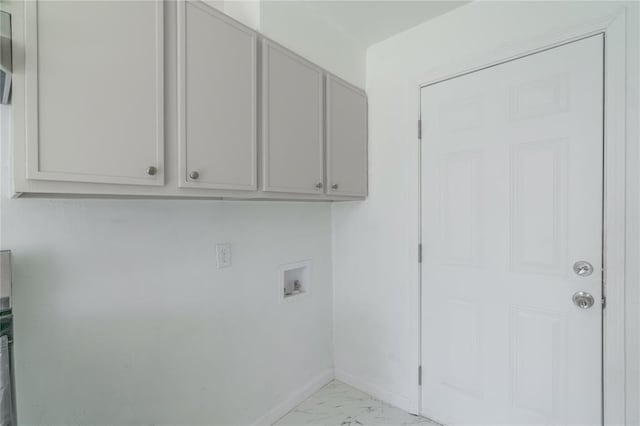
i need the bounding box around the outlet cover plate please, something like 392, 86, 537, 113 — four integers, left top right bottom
216, 244, 232, 268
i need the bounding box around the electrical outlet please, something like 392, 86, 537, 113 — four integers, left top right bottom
216, 244, 232, 268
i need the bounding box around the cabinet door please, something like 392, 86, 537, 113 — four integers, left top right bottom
326, 76, 368, 197
178, 1, 257, 190
25, 1, 164, 186
262, 40, 324, 194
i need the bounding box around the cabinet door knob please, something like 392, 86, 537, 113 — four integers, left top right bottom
315, 182, 323, 189
331, 184, 339, 190
146, 166, 158, 176
189, 171, 200, 180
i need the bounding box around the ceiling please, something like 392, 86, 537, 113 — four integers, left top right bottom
263, 0, 470, 48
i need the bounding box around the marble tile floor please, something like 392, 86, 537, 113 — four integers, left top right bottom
274, 380, 440, 426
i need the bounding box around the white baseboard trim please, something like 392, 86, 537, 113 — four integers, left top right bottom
251, 368, 335, 426
334, 368, 415, 414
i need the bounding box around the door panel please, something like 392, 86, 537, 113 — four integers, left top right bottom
26, 0, 164, 185
420, 35, 603, 426
326, 75, 368, 197
510, 139, 569, 274
178, 0, 257, 190
262, 40, 324, 194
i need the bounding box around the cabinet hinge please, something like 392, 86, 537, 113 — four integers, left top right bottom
418, 365, 422, 386
418, 119, 422, 140
418, 243, 422, 263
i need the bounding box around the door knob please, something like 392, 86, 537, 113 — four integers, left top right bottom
331, 184, 339, 190
146, 166, 157, 176
189, 171, 200, 180
315, 182, 323, 189
572, 291, 595, 309
573, 261, 594, 277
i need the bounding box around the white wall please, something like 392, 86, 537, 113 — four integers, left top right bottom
259, 1, 366, 88
333, 1, 640, 421
0, 107, 334, 425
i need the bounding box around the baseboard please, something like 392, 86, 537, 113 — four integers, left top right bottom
334, 368, 416, 414
251, 368, 335, 426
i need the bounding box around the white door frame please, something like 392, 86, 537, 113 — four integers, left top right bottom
415, 9, 627, 425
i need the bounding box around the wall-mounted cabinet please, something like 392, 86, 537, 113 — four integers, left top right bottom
262, 40, 324, 195
9, 0, 367, 201
177, 0, 257, 191
23, 0, 164, 186
326, 76, 368, 197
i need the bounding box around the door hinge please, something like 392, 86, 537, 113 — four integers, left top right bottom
418, 243, 422, 263
418, 365, 422, 386
417, 119, 422, 140
602, 296, 606, 309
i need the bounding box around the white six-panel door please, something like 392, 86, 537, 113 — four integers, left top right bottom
420, 35, 603, 426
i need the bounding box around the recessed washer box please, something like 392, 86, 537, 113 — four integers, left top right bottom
279, 260, 311, 303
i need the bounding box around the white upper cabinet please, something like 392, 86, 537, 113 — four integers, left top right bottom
24, 0, 164, 186
262, 40, 325, 194
12, 1, 367, 200
326, 76, 368, 197
177, 1, 257, 190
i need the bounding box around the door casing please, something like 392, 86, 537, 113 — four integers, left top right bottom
415, 9, 627, 425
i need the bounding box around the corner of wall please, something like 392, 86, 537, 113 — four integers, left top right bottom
334, 369, 414, 415
251, 368, 334, 426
